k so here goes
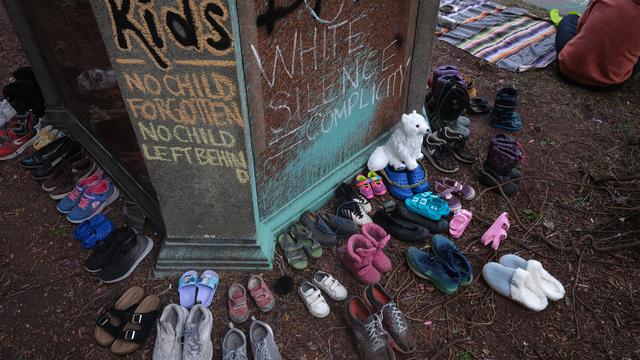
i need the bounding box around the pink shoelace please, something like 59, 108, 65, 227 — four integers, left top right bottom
77, 196, 91, 209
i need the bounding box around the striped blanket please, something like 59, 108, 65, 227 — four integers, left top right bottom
438, 1, 557, 72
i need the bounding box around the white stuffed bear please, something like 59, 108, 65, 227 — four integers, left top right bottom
367, 110, 428, 171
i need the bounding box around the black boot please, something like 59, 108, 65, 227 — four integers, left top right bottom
436, 127, 478, 164
479, 135, 524, 196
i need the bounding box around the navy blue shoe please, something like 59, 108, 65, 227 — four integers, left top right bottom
406, 164, 429, 193
431, 235, 473, 286
383, 166, 414, 200
406, 246, 460, 294
490, 87, 522, 132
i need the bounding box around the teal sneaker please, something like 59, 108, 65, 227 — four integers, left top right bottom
406, 247, 459, 294
431, 235, 473, 286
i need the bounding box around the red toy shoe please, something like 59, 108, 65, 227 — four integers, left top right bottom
0, 123, 37, 160
367, 171, 387, 196
354, 175, 374, 200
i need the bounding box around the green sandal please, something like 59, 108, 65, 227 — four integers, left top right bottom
277, 232, 308, 270
291, 223, 323, 259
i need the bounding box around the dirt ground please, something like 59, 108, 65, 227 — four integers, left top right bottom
1, 2, 640, 360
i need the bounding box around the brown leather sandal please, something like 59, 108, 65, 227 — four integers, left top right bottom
110, 295, 162, 355
94, 286, 145, 347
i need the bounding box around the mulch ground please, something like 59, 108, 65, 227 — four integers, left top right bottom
1, 2, 640, 360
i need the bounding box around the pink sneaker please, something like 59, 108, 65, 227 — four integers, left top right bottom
367, 171, 387, 196
361, 223, 392, 273
481, 212, 509, 250
228, 283, 249, 323
247, 275, 275, 312
354, 175, 374, 200
342, 234, 380, 284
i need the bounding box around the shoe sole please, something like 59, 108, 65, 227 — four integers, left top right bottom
42, 182, 58, 192
490, 123, 522, 132
99, 235, 154, 284
32, 172, 54, 181
84, 265, 102, 273
0, 131, 39, 160
50, 190, 72, 200
66, 186, 120, 223
406, 256, 458, 295
422, 149, 459, 173
361, 288, 414, 355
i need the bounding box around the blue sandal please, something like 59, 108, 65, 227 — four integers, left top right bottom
74, 214, 115, 249
196, 270, 219, 307
405, 192, 450, 220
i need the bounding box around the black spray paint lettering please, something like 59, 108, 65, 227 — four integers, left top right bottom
257, 0, 324, 34
105, 0, 233, 69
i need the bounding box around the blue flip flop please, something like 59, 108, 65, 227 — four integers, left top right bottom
383, 165, 414, 199
406, 164, 430, 193
196, 270, 219, 307
179, 270, 198, 308
405, 192, 450, 220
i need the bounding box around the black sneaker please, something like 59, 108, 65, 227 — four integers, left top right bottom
32, 140, 82, 180
335, 183, 372, 213
85, 227, 136, 272
98, 234, 154, 283
372, 210, 430, 243
392, 205, 449, 234
422, 133, 459, 173
437, 127, 478, 164
19, 136, 68, 169
335, 200, 373, 226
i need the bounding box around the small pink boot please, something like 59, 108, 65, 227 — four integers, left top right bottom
342, 234, 381, 284
361, 223, 392, 273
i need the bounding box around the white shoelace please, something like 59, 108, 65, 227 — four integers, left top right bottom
381, 303, 408, 333
256, 339, 274, 360
364, 314, 386, 351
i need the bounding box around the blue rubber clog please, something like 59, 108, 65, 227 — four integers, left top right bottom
383, 165, 414, 200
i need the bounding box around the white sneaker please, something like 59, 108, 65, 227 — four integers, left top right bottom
298, 282, 330, 318
312, 271, 347, 301
182, 304, 214, 360
337, 201, 373, 226
153, 304, 189, 360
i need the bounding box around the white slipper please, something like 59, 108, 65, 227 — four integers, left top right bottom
483, 262, 548, 312
500, 254, 565, 301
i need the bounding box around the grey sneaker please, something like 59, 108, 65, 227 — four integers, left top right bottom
249, 318, 282, 360
222, 324, 248, 360
153, 304, 189, 360
97, 234, 154, 283
182, 304, 213, 360
345, 296, 396, 360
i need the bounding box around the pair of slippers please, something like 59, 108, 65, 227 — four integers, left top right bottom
483, 254, 565, 311
95, 286, 161, 355
74, 214, 114, 249
179, 270, 219, 308
405, 192, 450, 220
